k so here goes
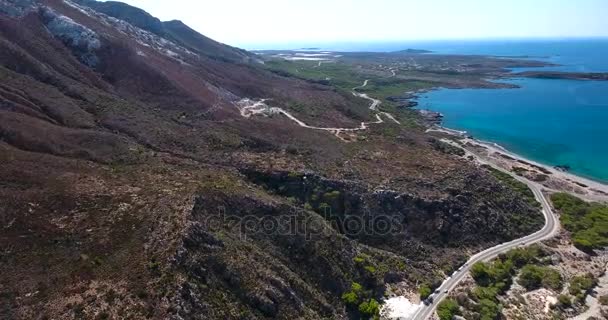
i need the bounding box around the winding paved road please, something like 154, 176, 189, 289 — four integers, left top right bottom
235, 80, 400, 140
412, 147, 560, 320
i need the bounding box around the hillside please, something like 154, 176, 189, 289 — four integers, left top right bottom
0, 1, 544, 319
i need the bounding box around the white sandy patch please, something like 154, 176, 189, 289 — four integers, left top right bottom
380, 296, 422, 319
294, 53, 332, 57
283, 57, 330, 61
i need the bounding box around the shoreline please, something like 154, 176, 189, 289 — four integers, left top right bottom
427, 125, 608, 202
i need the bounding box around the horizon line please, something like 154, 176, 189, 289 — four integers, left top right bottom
237, 36, 608, 47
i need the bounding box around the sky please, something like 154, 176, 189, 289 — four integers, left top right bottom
107, 0, 608, 48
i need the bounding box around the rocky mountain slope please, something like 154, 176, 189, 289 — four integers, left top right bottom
0, 0, 543, 319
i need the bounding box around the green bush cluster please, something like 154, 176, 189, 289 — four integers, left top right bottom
477, 298, 501, 320
483, 165, 538, 207
437, 298, 459, 320
358, 298, 380, 317
551, 193, 608, 252
517, 265, 562, 290
470, 259, 513, 291
341, 282, 380, 318
464, 245, 549, 320
418, 284, 432, 300
568, 274, 597, 301
341, 282, 364, 305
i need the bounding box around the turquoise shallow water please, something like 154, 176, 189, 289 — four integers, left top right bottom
417, 78, 608, 182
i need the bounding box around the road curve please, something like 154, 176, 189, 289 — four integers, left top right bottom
412, 150, 560, 320
235, 80, 400, 140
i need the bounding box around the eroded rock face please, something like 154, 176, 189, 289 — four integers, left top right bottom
166, 194, 376, 319
242, 169, 543, 251
39, 6, 101, 67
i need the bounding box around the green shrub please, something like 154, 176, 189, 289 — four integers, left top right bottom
358, 298, 380, 316
569, 274, 597, 300
541, 269, 563, 290
473, 286, 499, 301
341, 291, 358, 305
518, 265, 562, 291
341, 282, 363, 305
477, 298, 501, 320
557, 294, 572, 307
470, 259, 514, 289
471, 262, 494, 286
419, 284, 432, 300
504, 245, 544, 267
364, 265, 376, 274
437, 298, 459, 320
354, 256, 365, 264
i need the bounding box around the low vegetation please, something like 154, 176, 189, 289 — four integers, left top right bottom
557, 294, 572, 307
437, 298, 460, 320
265, 59, 366, 90
430, 138, 466, 156
517, 264, 562, 291
568, 274, 598, 302
482, 165, 539, 207
419, 284, 432, 300
341, 282, 380, 319
457, 245, 555, 319
550, 193, 608, 252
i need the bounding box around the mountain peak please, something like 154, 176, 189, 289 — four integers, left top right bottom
70, 0, 257, 63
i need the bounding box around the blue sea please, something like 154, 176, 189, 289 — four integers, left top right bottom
408, 39, 608, 183
258, 39, 608, 182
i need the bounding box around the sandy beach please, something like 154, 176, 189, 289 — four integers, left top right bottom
427, 126, 608, 203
